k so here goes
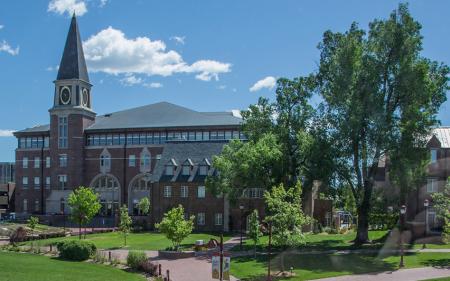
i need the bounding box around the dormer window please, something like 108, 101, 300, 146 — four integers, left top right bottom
181, 159, 194, 176
165, 159, 177, 176
430, 149, 437, 164
199, 158, 211, 176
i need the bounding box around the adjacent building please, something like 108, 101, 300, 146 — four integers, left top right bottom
0, 162, 15, 184
13, 15, 260, 231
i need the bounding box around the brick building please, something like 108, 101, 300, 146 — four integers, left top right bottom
13, 15, 262, 231
0, 162, 15, 184
375, 127, 450, 236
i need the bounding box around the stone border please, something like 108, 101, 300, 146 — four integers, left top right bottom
158, 250, 195, 259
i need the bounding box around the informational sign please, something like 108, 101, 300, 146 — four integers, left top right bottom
212, 252, 231, 280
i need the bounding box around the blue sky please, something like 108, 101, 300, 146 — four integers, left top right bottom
0, 0, 449, 161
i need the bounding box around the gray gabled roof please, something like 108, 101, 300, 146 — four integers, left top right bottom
432, 127, 450, 148
57, 14, 89, 83
86, 102, 242, 131
152, 141, 226, 182
14, 124, 50, 135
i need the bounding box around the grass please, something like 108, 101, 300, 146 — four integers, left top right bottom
421, 278, 450, 281
232, 230, 389, 252
22, 231, 231, 251
231, 252, 450, 281
0, 251, 145, 281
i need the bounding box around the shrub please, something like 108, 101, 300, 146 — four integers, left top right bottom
9, 227, 27, 244
56, 240, 97, 261
127, 251, 147, 270
140, 259, 158, 275
339, 227, 348, 234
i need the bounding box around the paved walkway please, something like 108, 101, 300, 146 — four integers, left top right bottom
316, 267, 450, 281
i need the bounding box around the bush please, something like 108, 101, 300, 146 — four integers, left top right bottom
9, 227, 27, 244
56, 240, 97, 261
127, 251, 147, 270
140, 259, 158, 275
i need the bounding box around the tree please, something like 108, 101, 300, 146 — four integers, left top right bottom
206, 133, 283, 202
27, 216, 39, 238
155, 205, 194, 251
247, 209, 262, 258
264, 181, 310, 247
431, 179, 450, 243
67, 186, 102, 239
316, 4, 448, 243
119, 205, 132, 246
138, 197, 150, 215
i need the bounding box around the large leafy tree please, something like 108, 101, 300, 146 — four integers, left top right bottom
206, 133, 283, 202
316, 4, 448, 243
68, 186, 102, 239
155, 205, 195, 251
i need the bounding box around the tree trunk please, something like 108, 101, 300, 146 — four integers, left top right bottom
79, 221, 82, 240
355, 182, 373, 244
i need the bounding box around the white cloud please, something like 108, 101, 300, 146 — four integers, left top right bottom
144, 82, 163, 88
46, 65, 59, 71
170, 36, 185, 45
218, 85, 227, 90
249, 76, 276, 92
0, 25, 4, 30
120, 75, 143, 86
0, 130, 15, 137
0, 40, 19, 56
48, 0, 88, 17
83, 27, 231, 81
99, 0, 108, 8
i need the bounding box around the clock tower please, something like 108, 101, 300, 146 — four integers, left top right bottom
49, 14, 95, 193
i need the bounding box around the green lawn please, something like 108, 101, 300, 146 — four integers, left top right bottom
0, 251, 145, 281
231, 252, 450, 281
22, 231, 230, 251
232, 230, 388, 252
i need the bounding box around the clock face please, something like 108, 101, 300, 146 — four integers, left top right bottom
82, 89, 89, 107
60, 87, 71, 105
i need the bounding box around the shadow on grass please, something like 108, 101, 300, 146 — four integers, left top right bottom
233, 251, 397, 281
422, 259, 450, 268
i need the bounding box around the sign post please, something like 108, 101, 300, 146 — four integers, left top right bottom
212, 234, 231, 281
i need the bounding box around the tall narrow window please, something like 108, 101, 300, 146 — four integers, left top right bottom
140, 149, 151, 172
46, 156, 51, 168
164, 186, 172, 198
215, 213, 223, 225
100, 149, 111, 173
35, 199, 40, 212
181, 186, 189, 198
431, 149, 437, 164
23, 157, 28, 168
59, 154, 68, 167
58, 116, 68, 148
426, 178, 438, 193
22, 177, 28, 189
23, 199, 28, 213
34, 177, 40, 189
129, 155, 136, 167
34, 157, 40, 168
45, 176, 51, 189
197, 213, 205, 225
197, 186, 206, 198
58, 175, 67, 190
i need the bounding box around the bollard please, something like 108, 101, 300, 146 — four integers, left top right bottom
167, 269, 170, 281
158, 264, 162, 276
108, 251, 111, 262
49, 244, 52, 252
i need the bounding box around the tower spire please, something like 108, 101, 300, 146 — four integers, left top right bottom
57, 14, 89, 82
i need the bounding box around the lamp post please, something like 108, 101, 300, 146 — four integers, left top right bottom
423, 199, 429, 249
239, 205, 244, 250
399, 205, 406, 268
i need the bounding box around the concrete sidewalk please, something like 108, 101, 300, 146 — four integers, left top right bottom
315, 267, 450, 281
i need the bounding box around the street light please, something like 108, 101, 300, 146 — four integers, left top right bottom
423, 199, 429, 249
399, 205, 407, 268
239, 205, 244, 250
261, 221, 273, 281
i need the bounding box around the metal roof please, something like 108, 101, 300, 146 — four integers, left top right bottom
56, 14, 89, 82
85, 102, 242, 131
432, 127, 450, 148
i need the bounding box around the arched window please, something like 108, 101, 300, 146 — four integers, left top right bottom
131, 177, 152, 191
92, 175, 119, 190
140, 148, 151, 173
100, 149, 111, 173
91, 175, 120, 216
